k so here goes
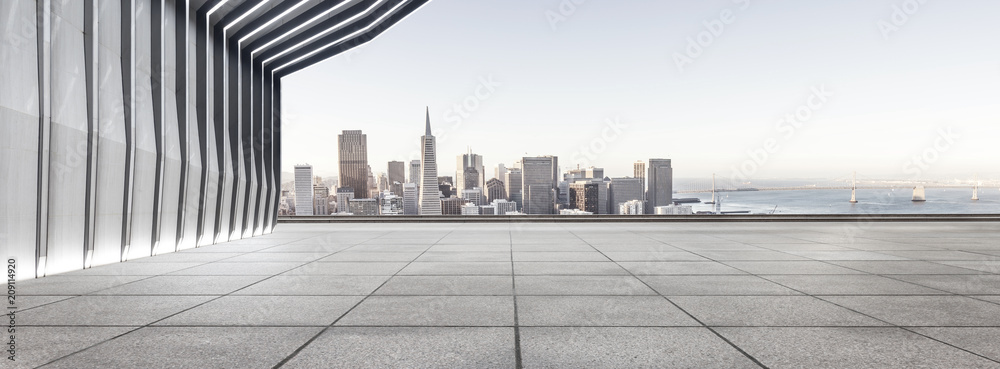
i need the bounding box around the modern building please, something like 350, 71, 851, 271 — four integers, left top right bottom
492, 199, 518, 215
418, 109, 442, 215
655, 204, 692, 215
410, 160, 422, 185
461, 188, 484, 206
486, 178, 506, 203
441, 197, 464, 215
557, 181, 570, 207
380, 192, 404, 216
460, 167, 480, 194
438, 176, 454, 198
646, 159, 674, 214
335, 187, 356, 214
521, 156, 558, 214
338, 130, 369, 199
569, 182, 600, 213
461, 203, 480, 215
294, 165, 314, 216
505, 169, 523, 210
620, 200, 645, 215
634, 161, 647, 201
348, 198, 379, 216
610, 177, 643, 215
456, 150, 485, 195
313, 185, 330, 216
402, 183, 419, 215
480, 205, 497, 215
495, 163, 507, 182
388, 161, 405, 197
565, 166, 604, 182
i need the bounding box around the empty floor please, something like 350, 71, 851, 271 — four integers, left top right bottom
13, 221, 1000, 368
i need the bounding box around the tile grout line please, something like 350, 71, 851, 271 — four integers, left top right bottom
509, 223, 523, 369
569, 227, 771, 369
732, 231, 1000, 365
36, 232, 389, 368
270, 226, 459, 369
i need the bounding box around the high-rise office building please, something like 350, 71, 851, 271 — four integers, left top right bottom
569, 182, 600, 213
486, 178, 506, 203
456, 150, 485, 195
294, 164, 314, 216
521, 156, 558, 214
388, 161, 405, 197
419, 108, 442, 215
610, 177, 643, 215
495, 163, 507, 181
646, 159, 673, 213
403, 183, 419, 215
505, 169, 523, 210
338, 130, 369, 199
461, 167, 480, 193
634, 161, 646, 201
409, 160, 421, 184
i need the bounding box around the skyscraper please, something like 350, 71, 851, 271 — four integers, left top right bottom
505, 168, 523, 210
632, 160, 646, 201
409, 160, 421, 184
419, 108, 442, 215
388, 161, 405, 197
521, 156, 558, 214
486, 178, 506, 203
610, 177, 643, 215
456, 150, 485, 195
294, 164, 314, 216
569, 182, 600, 213
495, 163, 507, 181
646, 159, 673, 214
403, 183, 419, 215
634, 161, 646, 201
338, 130, 369, 199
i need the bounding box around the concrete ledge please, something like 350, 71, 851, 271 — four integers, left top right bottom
278, 214, 1000, 223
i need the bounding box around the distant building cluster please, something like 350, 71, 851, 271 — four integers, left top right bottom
283, 109, 679, 216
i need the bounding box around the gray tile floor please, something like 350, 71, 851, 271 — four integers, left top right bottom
13, 221, 1000, 368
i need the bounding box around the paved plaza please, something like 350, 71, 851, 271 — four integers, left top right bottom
13, 221, 1000, 368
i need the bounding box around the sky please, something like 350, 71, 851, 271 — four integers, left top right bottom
281, 0, 1000, 183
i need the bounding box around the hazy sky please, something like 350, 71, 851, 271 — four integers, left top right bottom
282, 0, 1000, 182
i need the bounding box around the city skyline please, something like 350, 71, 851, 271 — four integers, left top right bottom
282, 0, 1000, 181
